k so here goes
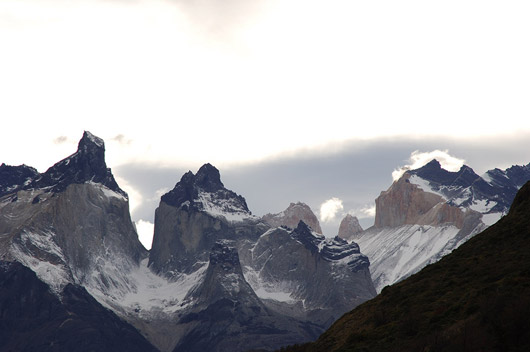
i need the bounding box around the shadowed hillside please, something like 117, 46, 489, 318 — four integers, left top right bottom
281, 181, 530, 352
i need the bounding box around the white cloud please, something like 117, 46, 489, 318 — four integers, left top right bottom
135, 219, 154, 250
346, 204, 376, 220
2, 0, 530, 171
392, 150, 465, 181
320, 197, 344, 223
114, 176, 143, 216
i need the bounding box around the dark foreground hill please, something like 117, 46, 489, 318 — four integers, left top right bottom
281, 181, 530, 352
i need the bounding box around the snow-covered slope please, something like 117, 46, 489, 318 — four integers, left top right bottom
357, 159, 530, 292
357, 223, 484, 290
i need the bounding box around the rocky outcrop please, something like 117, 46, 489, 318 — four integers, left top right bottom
0, 261, 158, 352
357, 159, 518, 292
149, 164, 266, 275
246, 221, 376, 326
337, 214, 363, 241
0, 163, 38, 198
374, 173, 468, 228
262, 202, 323, 234
172, 242, 320, 352
0, 132, 146, 295
0, 136, 377, 352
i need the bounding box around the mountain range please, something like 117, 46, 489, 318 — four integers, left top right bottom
0, 132, 374, 352
1, 131, 529, 351
281, 179, 530, 352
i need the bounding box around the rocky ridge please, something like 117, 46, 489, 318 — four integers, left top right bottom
0, 132, 377, 352
355, 158, 530, 292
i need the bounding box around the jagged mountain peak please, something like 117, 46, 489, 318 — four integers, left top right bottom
160, 163, 251, 218
409, 159, 480, 186
35, 131, 126, 197
0, 132, 126, 198
195, 163, 224, 192
0, 163, 39, 197
337, 214, 363, 241
79, 130, 105, 150
262, 201, 323, 234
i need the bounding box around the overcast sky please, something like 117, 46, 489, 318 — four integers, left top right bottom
1, 0, 530, 248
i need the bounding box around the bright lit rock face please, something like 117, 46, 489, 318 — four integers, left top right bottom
262, 202, 323, 234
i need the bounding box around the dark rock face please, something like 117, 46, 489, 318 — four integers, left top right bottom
172, 242, 320, 352
0, 261, 158, 352
249, 221, 376, 326
161, 163, 248, 212
0, 163, 38, 198
34, 131, 126, 197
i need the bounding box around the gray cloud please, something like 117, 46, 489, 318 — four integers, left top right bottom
111, 134, 132, 145
114, 134, 530, 237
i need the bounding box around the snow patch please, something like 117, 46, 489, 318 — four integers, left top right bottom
10, 230, 71, 293
95, 258, 208, 316
408, 175, 447, 200
197, 191, 256, 223
481, 212, 502, 226
243, 266, 295, 303
469, 199, 497, 213
88, 182, 128, 201
357, 224, 461, 292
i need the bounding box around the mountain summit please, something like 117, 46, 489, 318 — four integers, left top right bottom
161, 163, 250, 218
283, 180, 530, 352
0, 131, 126, 199
356, 158, 530, 291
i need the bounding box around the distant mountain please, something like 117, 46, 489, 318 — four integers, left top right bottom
146, 163, 375, 350
281, 180, 530, 352
262, 202, 323, 234
337, 214, 363, 241
354, 159, 530, 291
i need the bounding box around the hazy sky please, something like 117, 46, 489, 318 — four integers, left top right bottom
1, 0, 530, 248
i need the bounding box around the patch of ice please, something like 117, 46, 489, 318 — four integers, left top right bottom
197, 191, 257, 223
243, 265, 295, 303
481, 212, 502, 226
408, 175, 447, 200
10, 230, 71, 293
469, 199, 497, 214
